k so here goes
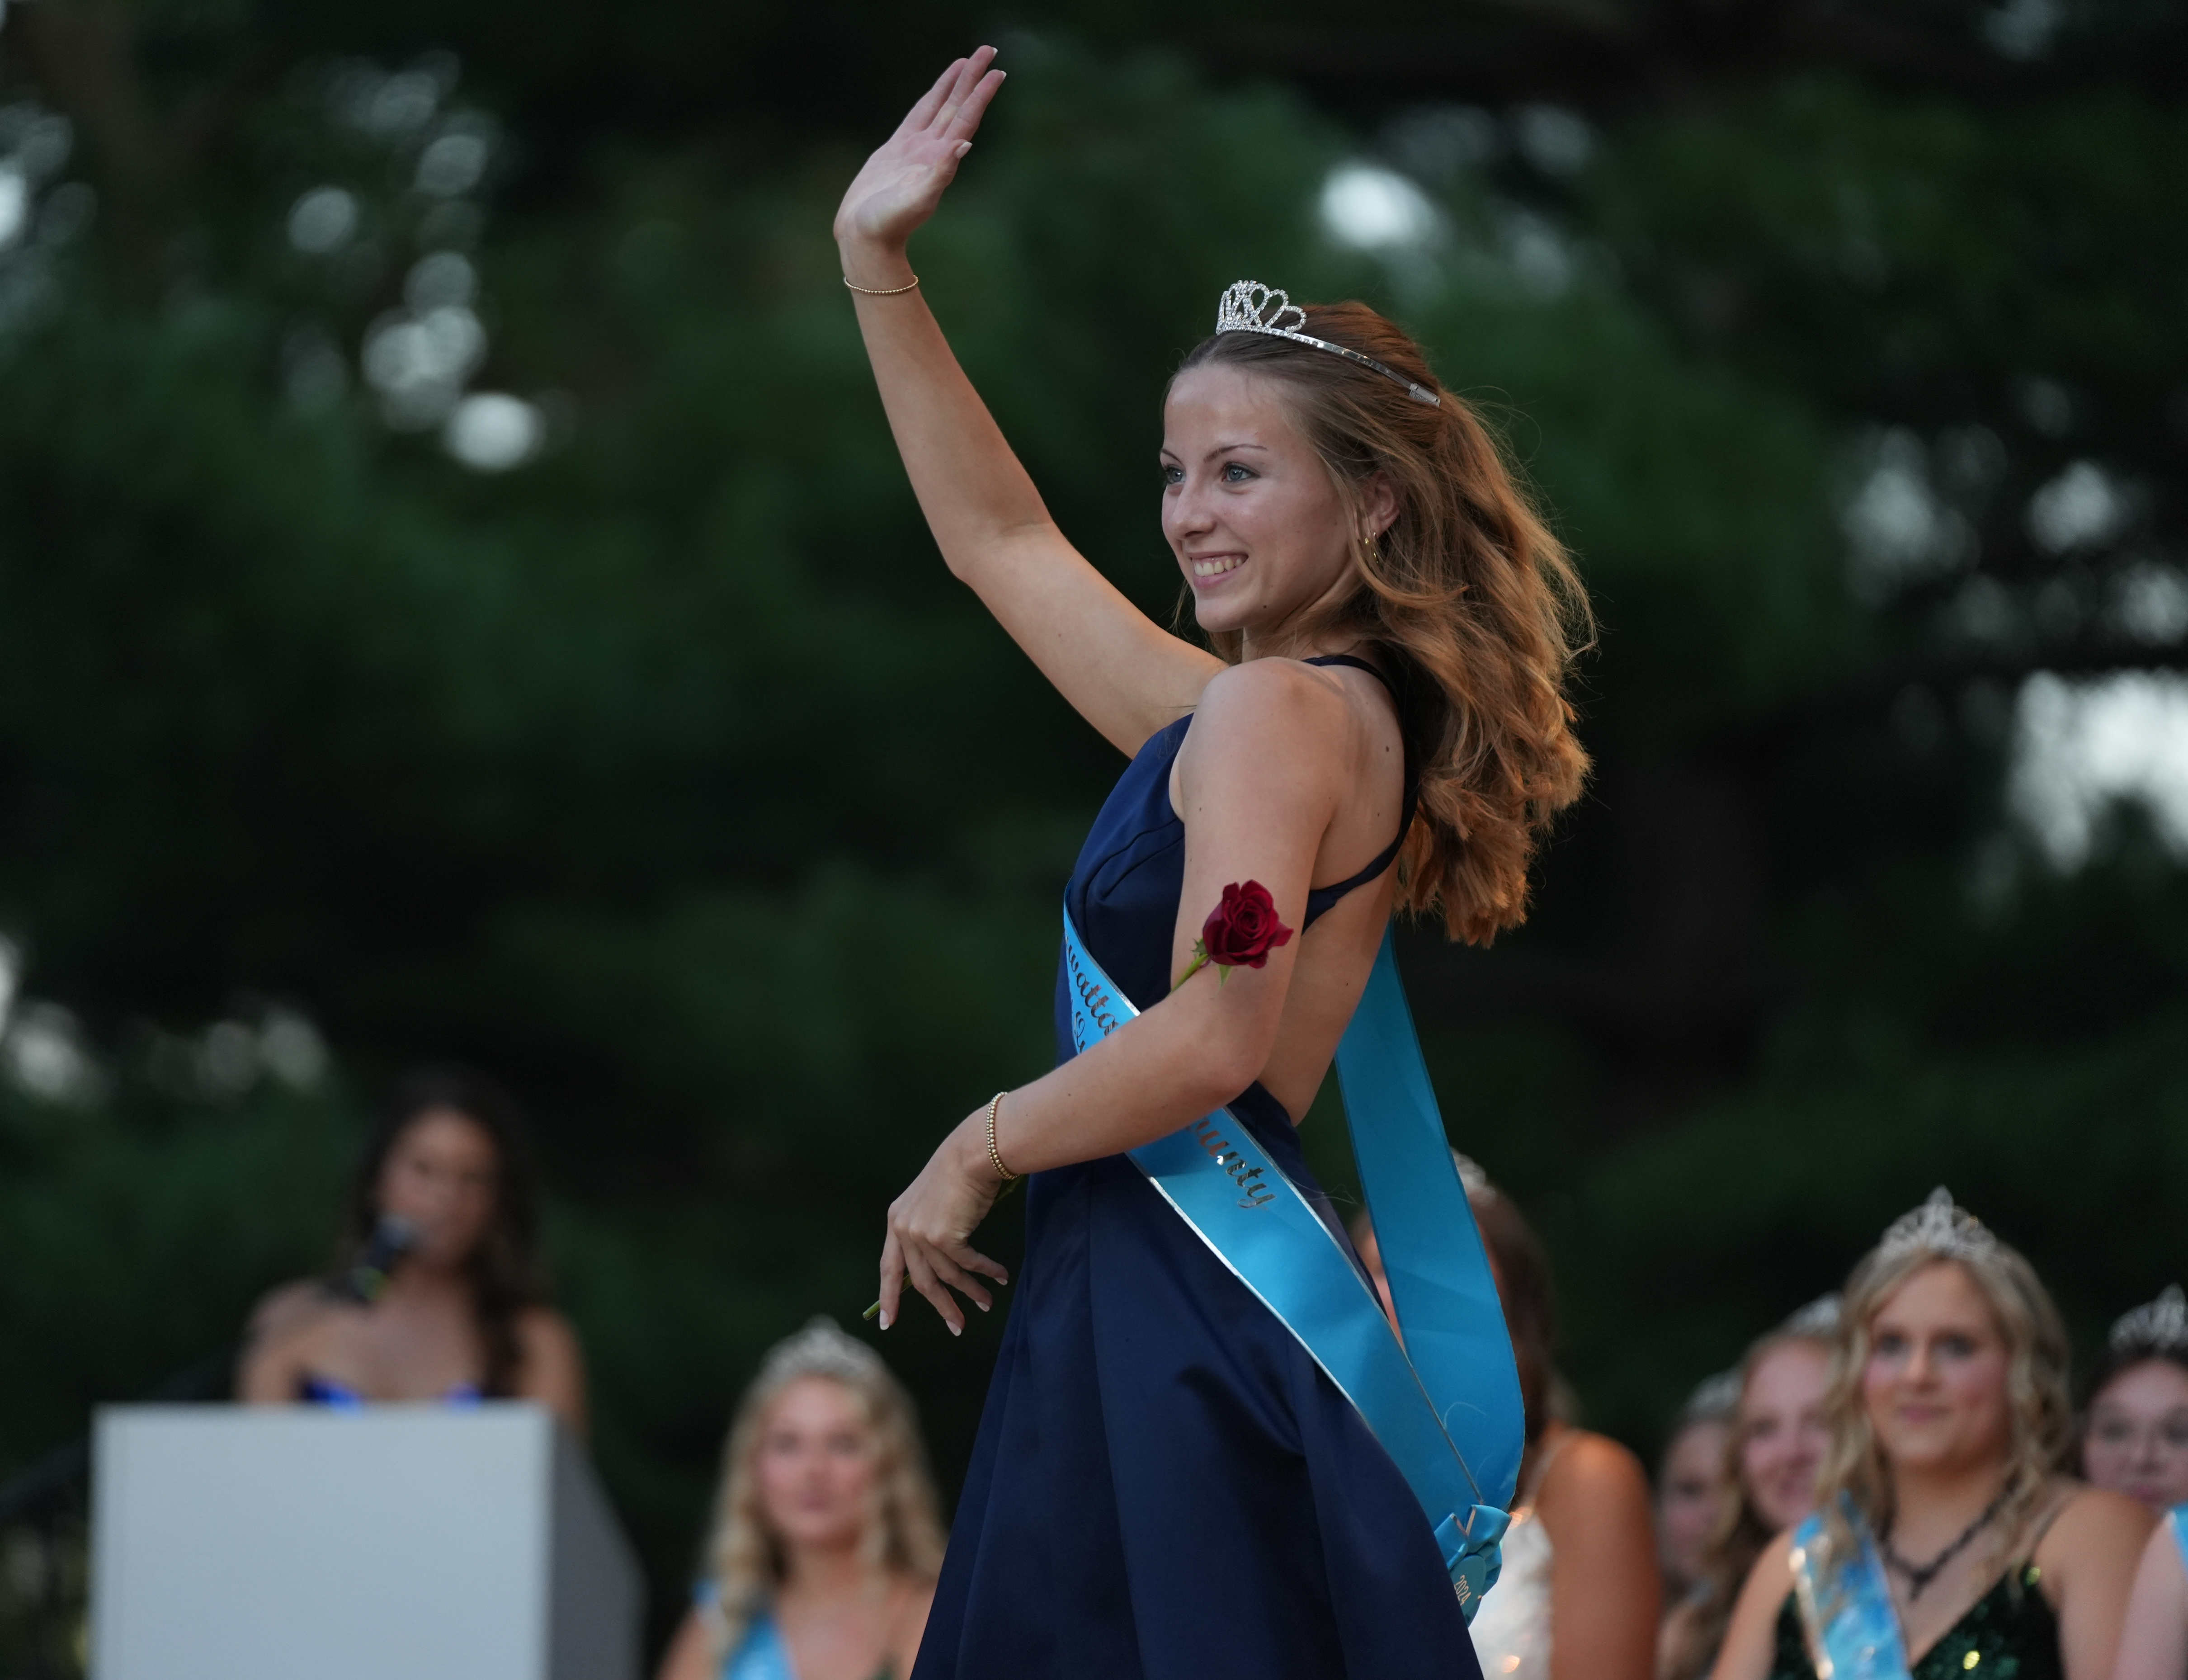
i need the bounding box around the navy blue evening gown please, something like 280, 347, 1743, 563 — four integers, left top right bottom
911, 660, 1484, 1680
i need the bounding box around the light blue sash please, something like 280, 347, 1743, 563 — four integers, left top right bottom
1062, 906, 1521, 1619
2171, 1505, 2188, 1577
1787, 1503, 1911, 1680
722, 1609, 797, 1680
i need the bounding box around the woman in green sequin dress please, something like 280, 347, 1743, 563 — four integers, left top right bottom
1709, 1191, 2150, 1680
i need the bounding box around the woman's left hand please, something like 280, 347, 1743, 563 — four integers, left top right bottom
878, 1110, 1011, 1335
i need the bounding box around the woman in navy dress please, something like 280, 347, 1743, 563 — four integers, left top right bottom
835, 47, 1593, 1680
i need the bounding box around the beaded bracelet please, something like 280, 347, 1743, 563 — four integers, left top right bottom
985, 1090, 1017, 1182
844, 274, 921, 296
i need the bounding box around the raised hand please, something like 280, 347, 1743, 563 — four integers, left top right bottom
834, 47, 1005, 275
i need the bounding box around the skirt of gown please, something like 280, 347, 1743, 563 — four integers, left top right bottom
909, 1081, 1483, 1680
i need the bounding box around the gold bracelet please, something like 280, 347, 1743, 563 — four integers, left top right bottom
843, 273, 920, 296
985, 1090, 1018, 1182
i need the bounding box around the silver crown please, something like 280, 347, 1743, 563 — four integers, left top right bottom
1682, 1368, 1742, 1423
1780, 1293, 1842, 1338
1214, 280, 1442, 408
1876, 1187, 1999, 1265
755, 1316, 889, 1391
2110, 1285, 2188, 1354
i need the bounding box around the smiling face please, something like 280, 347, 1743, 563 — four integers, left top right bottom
752, 1376, 882, 1556
2083, 1358, 2188, 1510
374, 1107, 500, 1271
1739, 1338, 1832, 1531
1160, 364, 1392, 644
1861, 1260, 2013, 1474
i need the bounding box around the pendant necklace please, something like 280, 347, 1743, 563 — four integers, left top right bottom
1883, 1487, 2010, 1600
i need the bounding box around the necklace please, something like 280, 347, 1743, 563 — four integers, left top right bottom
1883, 1487, 2010, 1600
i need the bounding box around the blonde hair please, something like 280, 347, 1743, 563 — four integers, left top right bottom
1812, 1218, 2070, 1586
1176, 302, 1594, 945
700, 1319, 947, 1660
1665, 1308, 1838, 1680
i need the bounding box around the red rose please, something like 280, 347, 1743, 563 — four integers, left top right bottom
1172, 880, 1296, 990
1202, 880, 1294, 969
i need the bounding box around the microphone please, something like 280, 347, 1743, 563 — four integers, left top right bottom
326, 1214, 418, 1304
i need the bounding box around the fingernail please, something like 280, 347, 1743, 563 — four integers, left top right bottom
950, 1321, 962, 1337
978, 1301, 990, 1312
879, 1312, 891, 1330
955, 142, 972, 159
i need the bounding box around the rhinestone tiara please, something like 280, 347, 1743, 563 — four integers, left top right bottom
2110, 1284, 2188, 1355
755, 1316, 889, 1391
1779, 1293, 1842, 1339
1215, 281, 1442, 408
1876, 1186, 1999, 1265
1681, 1368, 1741, 1424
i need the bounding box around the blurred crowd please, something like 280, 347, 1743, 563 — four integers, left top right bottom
240, 1071, 2188, 1680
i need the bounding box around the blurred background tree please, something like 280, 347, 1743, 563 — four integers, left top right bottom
1, 0, 2184, 1666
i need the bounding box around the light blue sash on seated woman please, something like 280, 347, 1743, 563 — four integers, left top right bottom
2172, 1505, 2188, 1574
1787, 1501, 1912, 1680
1061, 907, 1523, 1619
723, 1614, 794, 1680
692, 1584, 797, 1680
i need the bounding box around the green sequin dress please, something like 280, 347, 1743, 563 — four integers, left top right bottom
1767, 1566, 2062, 1680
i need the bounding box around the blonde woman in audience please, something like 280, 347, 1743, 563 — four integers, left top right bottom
1710, 1190, 2150, 1680
657, 1320, 943, 1680
2080, 1287, 2188, 1513
1659, 1298, 1837, 1680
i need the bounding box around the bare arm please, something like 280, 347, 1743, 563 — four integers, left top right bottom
2109, 1518, 2188, 1680
2036, 1485, 2154, 1680
1537, 1433, 1664, 1680
877, 661, 1349, 1330
834, 49, 1219, 756
653, 1609, 715, 1680
1709, 1531, 1797, 1680
517, 1309, 590, 1439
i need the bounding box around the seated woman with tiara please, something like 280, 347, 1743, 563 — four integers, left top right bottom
1709, 1190, 2150, 1680
655, 1320, 943, 1680
834, 43, 1591, 1680
2079, 1285, 2188, 1514
2088, 1290, 2188, 1680
1661, 1297, 1837, 1680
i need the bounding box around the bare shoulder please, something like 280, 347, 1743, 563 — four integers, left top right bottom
1178, 659, 1356, 790
1193, 657, 1351, 731
2039, 1478, 2155, 1566
887, 1574, 938, 1673
1738, 1528, 1799, 1608
518, 1306, 584, 1365
244, 1278, 347, 1350
1538, 1428, 1652, 1516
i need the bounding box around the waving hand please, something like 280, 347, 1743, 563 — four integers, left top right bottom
834, 47, 1005, 260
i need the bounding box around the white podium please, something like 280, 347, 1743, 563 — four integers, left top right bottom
90, 1403, 642, 1680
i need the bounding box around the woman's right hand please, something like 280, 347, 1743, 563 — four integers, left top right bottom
832, 47, 1004, 274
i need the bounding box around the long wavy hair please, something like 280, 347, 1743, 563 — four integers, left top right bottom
702, 1319, 947, 1661
1174, 302, 1594, 944
1811, 1220, 2071, 1588
1665, 1302, 1839, 1680
342, 1065, 546, 1397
